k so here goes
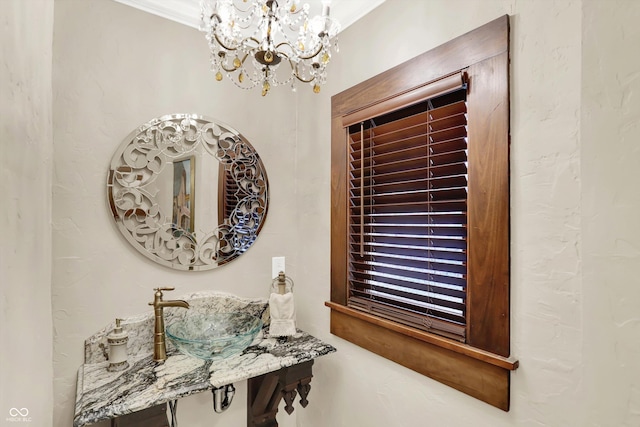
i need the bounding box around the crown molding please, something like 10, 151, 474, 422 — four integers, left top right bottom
113, 0, 386, 31
114, 0, 201, 28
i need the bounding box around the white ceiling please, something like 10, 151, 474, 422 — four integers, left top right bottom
113, 0, 386, 32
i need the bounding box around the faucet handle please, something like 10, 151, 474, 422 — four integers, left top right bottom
149, 287, 176, 306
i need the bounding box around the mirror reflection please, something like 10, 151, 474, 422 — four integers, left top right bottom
107, 114, 269, 271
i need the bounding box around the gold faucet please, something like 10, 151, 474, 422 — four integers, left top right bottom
148, 287, 189, 362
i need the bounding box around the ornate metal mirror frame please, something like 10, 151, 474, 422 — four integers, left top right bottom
107, 114, 269, 271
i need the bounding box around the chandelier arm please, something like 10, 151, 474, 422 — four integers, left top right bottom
275, 41, 325, 61
213, 33, 240, 52
287, 6, 306, 16
247, 37, 263, 48
219, 52, 250, 73
220, 62, 239, 72
227, 1, 254, 14
293, 73, 316, 83
213, 33, 263, 53
291, 63, 316, 83
239, 52, 250, 65
274, 52, 320, 83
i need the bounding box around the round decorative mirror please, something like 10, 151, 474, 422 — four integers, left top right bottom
107, 114, 269, 271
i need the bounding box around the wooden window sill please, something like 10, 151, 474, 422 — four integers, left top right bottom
325, 301, 518, 411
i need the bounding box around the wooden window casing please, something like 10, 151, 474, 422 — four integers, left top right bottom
327, 15, 518, 411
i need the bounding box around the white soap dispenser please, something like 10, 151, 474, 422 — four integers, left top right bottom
107, 318, 129, 372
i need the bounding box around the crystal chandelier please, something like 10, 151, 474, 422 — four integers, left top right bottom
200, 0, 340, 96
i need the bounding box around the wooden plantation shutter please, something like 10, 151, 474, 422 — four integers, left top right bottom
345, 74, 468, 341
329, 16, 516, 410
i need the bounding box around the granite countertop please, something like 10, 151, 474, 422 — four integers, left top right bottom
73, 292, 336, 427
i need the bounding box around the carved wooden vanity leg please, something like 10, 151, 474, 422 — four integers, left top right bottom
278, 360, 313, 413
281, 385, 298, 415
297, 380, 311, 408
247, 361, 314, 427
279, 360, 314, 415
247, 371, 281, 427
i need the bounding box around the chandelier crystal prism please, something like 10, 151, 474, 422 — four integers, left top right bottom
200, 0, 340, 96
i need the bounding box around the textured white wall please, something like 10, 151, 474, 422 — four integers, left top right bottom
294, 0, 640, 426
582, 1, 640, 425
49, 0, 640, 426
0, 0, 54, 425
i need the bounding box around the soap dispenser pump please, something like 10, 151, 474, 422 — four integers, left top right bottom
107, 318, 129, 372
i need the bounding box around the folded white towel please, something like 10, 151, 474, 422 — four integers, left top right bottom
269, 292, 296, 337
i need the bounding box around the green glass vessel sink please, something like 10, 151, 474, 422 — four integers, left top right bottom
166, 312, 263, 360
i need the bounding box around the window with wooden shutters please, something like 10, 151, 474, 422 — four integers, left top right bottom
347, 85, 469, 341
327, 15, 518, 411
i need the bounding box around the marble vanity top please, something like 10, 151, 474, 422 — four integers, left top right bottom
73, 292, 336, 427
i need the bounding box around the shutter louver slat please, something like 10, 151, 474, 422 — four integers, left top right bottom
348, 296, 466, 340
347, 87, 468, 341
